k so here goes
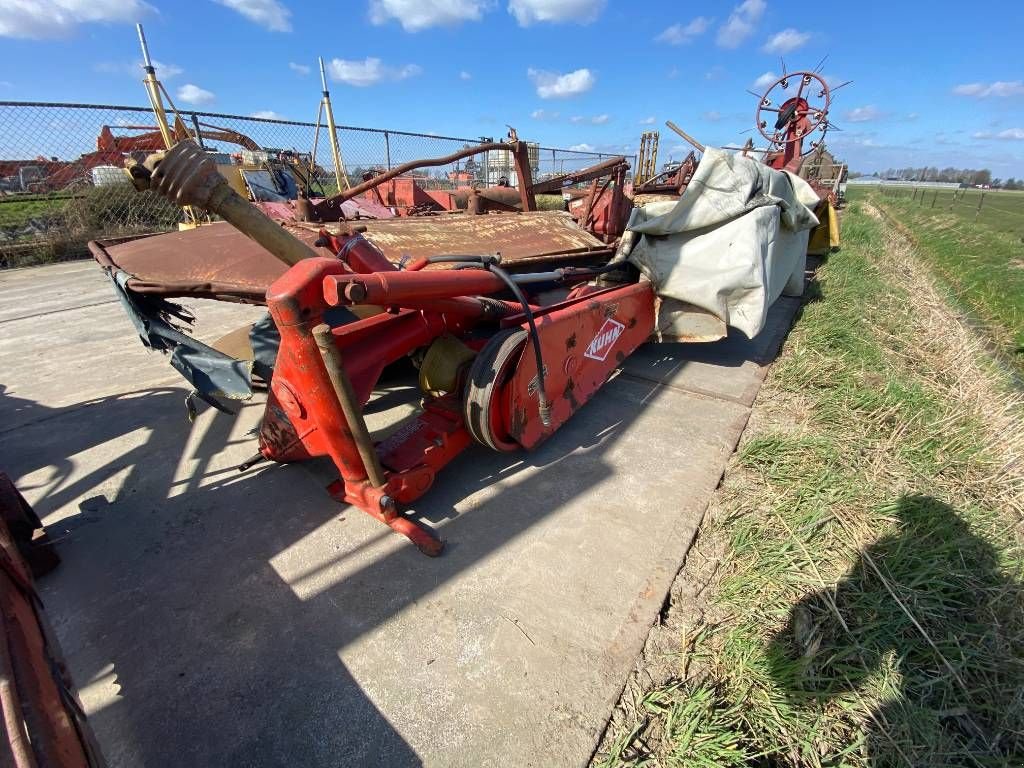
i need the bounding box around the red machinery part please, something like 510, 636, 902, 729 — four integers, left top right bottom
258, 250, 654, 555
0, 474, 103, 767
755, 71, 831, 170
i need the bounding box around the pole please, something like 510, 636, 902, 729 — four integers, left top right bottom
319, 56, 349, 193
312, 324, 387, 488
931, 189, 938, 208
137, 24, 174, 150
384, 130, 392, 171
137, 24, 198, 226
665, 120, 705, 152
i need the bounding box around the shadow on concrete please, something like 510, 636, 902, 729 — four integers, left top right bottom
0, 297, 800, 767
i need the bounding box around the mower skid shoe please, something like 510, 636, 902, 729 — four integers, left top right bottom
327, 479, 444, 556
389, 516, 444, 557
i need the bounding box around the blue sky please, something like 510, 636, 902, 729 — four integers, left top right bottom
1, 0, 1022, 177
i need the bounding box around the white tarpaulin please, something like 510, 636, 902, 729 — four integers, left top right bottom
626, 147, 821, 339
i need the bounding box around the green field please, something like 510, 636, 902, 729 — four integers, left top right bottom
848, 185, 1024, 373
0, 193, 77, 229
851, 184, 1024, 237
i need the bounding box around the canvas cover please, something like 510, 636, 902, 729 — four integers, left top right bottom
625, 147, 821, 339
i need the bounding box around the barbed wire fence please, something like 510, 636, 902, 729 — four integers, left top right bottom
0, 101, 627, 267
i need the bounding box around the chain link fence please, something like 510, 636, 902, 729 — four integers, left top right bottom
0, 101, 622, 267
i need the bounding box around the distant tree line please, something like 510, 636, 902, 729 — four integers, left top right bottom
874, 167, 995, 185
851, 167, 1023, 189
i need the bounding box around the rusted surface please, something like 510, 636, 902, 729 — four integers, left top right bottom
93, 222, 318, 302
0, 474, 103, 768
93, 210, 608, 302
353, 210, 605, 263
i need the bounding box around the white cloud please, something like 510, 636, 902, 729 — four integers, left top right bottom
251, 110, 283, 119
752, 71, 779, 90
639, 116, 655, 125
213, 0, 291, 31
569, 143, 596, 152
705, 66, 726, 81
327, 57, 422, 87
459, 70, 472, 80
369, 0, 487, 31
762, 28, 809, 53
716, 0, 765, 48
703, 110, 722, 121
845, 105, 883, 122
528, 67, 595, 98
530, 108, 560, 120
976, 128, 1024, 140
0, 0, 151, 39
655, 16, 711, 45
509, 0, 605, 26
95, 59, 183, 79
177, 84, 215, 105
569, 113, 609, 124
952, 81, 1024, 98
289, 62, 310, 75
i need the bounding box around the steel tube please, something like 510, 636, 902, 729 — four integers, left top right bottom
333, 142, 515, 202
319, 56, 349, 193
323, 269, 506, 306
665, 121, 705, 153
312, 324, 387, 488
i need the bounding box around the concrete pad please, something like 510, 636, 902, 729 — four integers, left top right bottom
0, 261, 266, 428
621, 296, 801, 406
0, 260, 798, 767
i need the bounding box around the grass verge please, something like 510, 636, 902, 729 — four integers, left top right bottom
594, 201, 1024, 767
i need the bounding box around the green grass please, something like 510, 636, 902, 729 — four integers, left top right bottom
0, 193, 77, 229
596, 202, 1024, 767
849, 184, 1024, 238
848, 185, 1024, 373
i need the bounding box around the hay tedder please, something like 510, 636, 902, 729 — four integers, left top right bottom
90, 62, 843, 556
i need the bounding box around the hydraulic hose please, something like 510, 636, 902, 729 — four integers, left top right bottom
485, 263, 551, 428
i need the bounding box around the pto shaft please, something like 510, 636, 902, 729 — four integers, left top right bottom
128, 140, 317, 267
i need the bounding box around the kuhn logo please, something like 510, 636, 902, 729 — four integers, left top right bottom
584, 318, 625, 362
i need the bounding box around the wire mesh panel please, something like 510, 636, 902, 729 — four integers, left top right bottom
0, 101, 613, 267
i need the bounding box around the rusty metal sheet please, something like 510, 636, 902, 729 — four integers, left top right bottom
353, 210, 606, 263
91, 211, 607, 303
92, 221, 310, 302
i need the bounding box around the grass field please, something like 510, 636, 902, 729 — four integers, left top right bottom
595, 201, 1024, 766
0, 193, 77, 229
850, 185, 1024, 238
848, 185, 1024, 375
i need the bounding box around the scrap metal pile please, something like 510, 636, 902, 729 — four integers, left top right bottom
88, 59, 843, 555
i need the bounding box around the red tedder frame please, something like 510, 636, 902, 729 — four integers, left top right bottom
257, 234, 654, 556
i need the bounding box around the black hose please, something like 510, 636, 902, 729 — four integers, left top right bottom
486, 263, 551, 427
425, 254, 502, 265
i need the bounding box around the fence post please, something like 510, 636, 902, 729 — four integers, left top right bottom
384, 131, 392, 171
931, 189, 938, 208
975, 191, 985, 219
920, 188, 925, 206
189, 113, 206, 150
